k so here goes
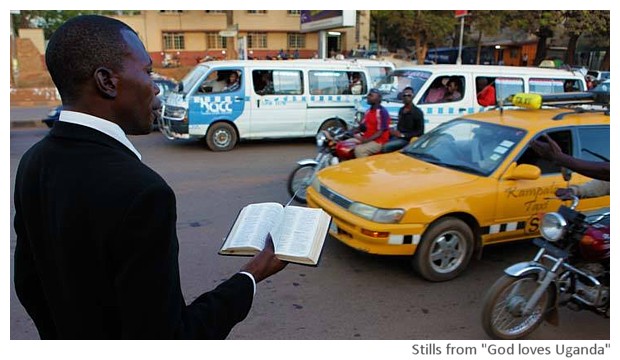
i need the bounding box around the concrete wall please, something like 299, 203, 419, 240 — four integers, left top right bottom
18, 28, 45, 55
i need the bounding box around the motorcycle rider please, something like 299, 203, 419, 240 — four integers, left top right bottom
531, 133, 609, 198
382, 86, 425, 153
352, 88, 391, 158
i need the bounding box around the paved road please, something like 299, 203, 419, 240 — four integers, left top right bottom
9, 125, 610, 340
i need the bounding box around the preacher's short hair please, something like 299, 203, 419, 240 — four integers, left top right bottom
45, 15, 136, 103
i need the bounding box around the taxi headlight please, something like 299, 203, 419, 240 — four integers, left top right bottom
348, 202, 404, 224
316, 132, 327, 147
540, 212, 567, 242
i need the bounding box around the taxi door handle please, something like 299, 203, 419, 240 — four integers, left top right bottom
257, 99, 260, 108
234, 96, 244, 101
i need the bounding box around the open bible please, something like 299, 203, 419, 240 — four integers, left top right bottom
219, 202, 332, 266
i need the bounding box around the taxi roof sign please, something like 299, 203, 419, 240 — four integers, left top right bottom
508, 91, 607, 109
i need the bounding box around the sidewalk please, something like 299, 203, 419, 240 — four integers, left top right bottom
10, 105, 54, 129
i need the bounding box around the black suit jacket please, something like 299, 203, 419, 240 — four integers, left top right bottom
14, 121, 253, 339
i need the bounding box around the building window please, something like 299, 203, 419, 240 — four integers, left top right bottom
287, 10, 301, 15
163, 32, 185, 50
206, 32, 227, 49
205, 10, 224, 14
160, 10, 183, 13
287, 33, 305, 49
247, 32, 267, 49
247, 10, 267, 14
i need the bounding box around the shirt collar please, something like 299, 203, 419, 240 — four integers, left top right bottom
59, 110, 142, 160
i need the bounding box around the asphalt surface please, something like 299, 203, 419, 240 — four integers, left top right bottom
9, 116, 611, 342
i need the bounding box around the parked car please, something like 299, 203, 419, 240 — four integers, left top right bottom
41, 78, 177, 130
307, 92, 609, 282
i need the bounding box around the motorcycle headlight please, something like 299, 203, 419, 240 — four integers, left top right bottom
355, 111, 364, 124
316, 132, 327, 147
348, 202, 404, 224
540, 212, 567, 242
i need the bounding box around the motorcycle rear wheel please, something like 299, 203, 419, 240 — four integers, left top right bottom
481, 274, 550, 340
287, 164, 317, 204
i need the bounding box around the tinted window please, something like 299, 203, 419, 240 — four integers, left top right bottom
578, 126, 610, 162
517, 130, 572, 174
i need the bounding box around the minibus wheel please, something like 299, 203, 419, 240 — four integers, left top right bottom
206, 122, 237, 151
319, 119, 345, 132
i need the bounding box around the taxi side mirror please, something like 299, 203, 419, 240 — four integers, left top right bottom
503, 163, 541, 180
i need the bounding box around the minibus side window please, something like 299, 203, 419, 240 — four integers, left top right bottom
529, 78, 566, 94
253, 70, 303, 95
421, 75, 465, 103
491, 77, 525, 104
198, 69, 242, 94
309, 71, 364, 95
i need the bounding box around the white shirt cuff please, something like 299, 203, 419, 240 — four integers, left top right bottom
238, 271, 256, 296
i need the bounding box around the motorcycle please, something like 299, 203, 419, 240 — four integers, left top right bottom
481, 193, 610, 339
287, 126, 358, 204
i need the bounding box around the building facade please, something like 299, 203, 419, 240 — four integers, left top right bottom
113, 10, 371, 67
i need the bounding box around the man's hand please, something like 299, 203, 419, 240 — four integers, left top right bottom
555, 187, 576, 200
530, 133, 563, 161
241, 234, 287, 283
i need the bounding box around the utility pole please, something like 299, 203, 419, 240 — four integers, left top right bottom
455, 10, 468, 65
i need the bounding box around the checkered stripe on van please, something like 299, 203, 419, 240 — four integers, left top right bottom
423, 106, 488, 115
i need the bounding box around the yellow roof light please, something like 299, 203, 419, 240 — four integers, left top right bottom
510, 93, 542, 110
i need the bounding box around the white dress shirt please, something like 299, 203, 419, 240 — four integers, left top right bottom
59, 110, 142, 160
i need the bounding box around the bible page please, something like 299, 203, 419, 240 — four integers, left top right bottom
224, 202, 283, 250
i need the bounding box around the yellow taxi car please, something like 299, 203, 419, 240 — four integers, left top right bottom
307, 93, 610, 282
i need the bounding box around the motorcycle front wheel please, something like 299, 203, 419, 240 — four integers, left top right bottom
287, 164, 317, 204
481, 274, 551, 340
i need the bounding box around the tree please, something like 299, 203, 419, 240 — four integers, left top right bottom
468, 11, 504, 64
12, 10, 135, 39
505, 10, 563, 65
563, 11, 609, 66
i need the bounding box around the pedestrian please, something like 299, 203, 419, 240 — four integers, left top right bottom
522, 53, 528, 66
13, 15, 286, 340
382, 86, 424, 152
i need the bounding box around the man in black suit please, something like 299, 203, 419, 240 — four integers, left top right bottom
13, 15, 286, 339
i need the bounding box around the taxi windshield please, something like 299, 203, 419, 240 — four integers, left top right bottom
375, 69, 431, 102
402, 120, 527, 176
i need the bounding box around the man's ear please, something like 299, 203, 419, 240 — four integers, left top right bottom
94, 67, 118, 98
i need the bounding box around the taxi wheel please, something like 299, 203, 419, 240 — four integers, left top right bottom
206, 122, 237, 152
412, 217, 474, 282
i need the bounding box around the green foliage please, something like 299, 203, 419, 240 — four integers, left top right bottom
12, 10, 140, 39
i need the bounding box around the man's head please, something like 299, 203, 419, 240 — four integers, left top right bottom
447, 78, 460, 94
46, 15, 160, 135
366, 88, 382, 105
401, 86, 414, 104
228, 72, 239, 84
